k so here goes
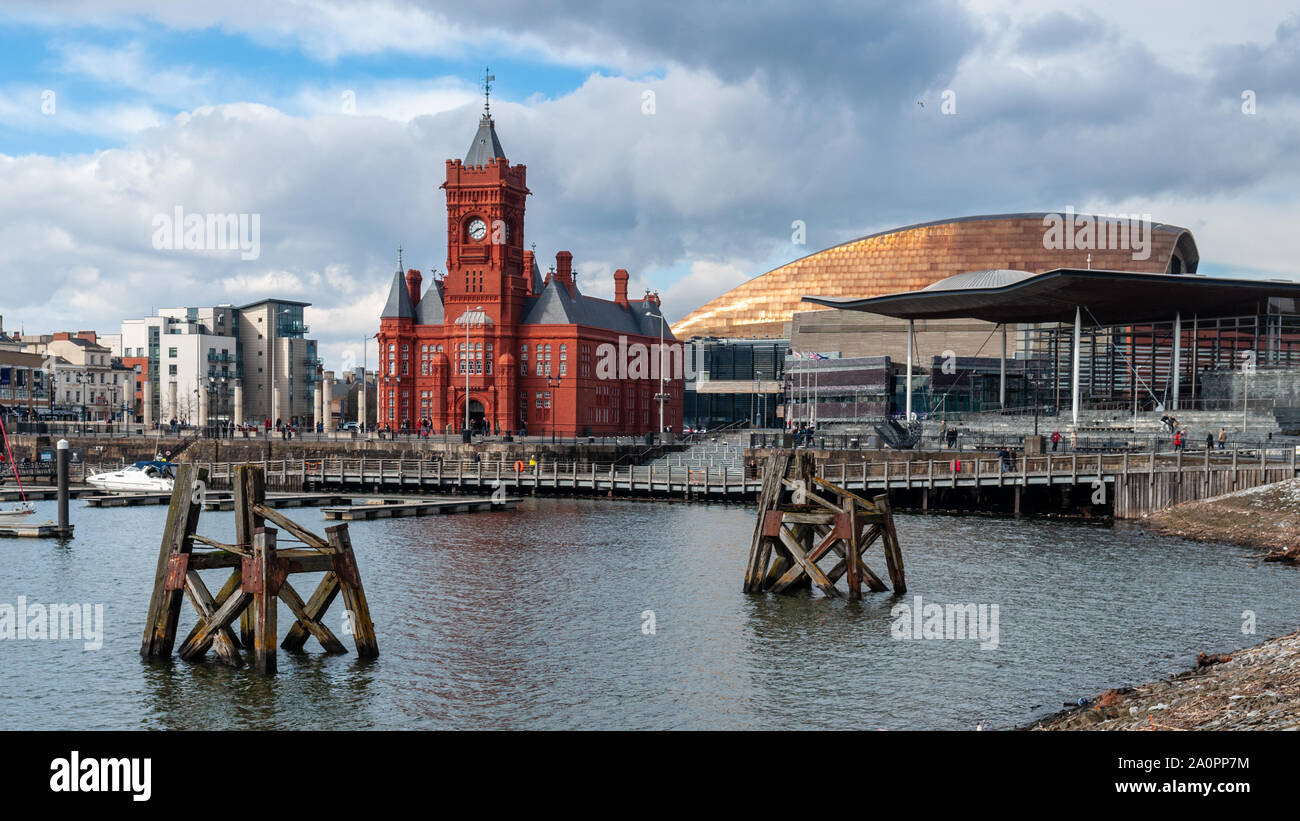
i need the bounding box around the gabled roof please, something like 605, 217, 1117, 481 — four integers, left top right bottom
380, 270, 415, 319
465, 114, 507, 166
521, 279, 676, 339
521, 279, 579, 325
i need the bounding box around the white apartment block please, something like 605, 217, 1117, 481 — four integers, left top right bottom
119, 300, 318, 426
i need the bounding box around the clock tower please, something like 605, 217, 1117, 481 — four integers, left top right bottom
440, 70, 531, 329
376, 70, 683, 439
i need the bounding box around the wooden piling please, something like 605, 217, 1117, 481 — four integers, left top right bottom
142, 464, 379, 674
744, 451, 905, 599
141, 464, 207, 659
234, 465, 265, 649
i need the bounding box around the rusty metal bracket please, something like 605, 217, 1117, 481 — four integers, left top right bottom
241, 556, 288, 596
164, 553, 190, 591
332, 550, 361, 588
241, 556, 262, 594
761, 510, 785, 539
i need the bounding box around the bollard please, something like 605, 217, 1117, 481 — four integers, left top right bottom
56, 438, 70, 535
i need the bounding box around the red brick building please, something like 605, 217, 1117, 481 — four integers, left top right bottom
376, 106, 682, 437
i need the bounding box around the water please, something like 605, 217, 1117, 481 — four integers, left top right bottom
1, 496, 1295, 730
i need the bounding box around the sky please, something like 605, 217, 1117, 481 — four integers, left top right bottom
1, 0, 1299, 372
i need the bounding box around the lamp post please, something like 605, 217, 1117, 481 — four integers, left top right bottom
546, 373, 562, 444
646, 301, 667, 440
454, 306, 492, 435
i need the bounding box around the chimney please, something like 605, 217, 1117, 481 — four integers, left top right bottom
405, 268, 423, 309
53, 332, 70, 341
555, 251, 575, 296
614, 269, 629, 307
522, 249, 535, 295
77, 331, 98, 344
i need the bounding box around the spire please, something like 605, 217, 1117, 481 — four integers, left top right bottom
482, 66, 495, 117
380, 269, 415, 320
464, 68, 507, 166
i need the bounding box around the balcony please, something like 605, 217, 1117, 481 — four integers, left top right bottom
277, 320, 309, 337
207, 351, 235, 363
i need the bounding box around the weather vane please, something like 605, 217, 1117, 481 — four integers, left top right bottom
482, 67, 496, 116
397, 245, 403, 271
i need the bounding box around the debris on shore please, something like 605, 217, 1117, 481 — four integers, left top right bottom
1031, 630, 1300, 730
1139, 478, 1300, 562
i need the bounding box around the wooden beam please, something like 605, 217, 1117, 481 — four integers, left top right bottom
776, 524, 841, 598
252, 526, 279, 674
278, 579, 346, 654
327, 524, 379, 658
234, 465, 266, 651
141, 464, 208, 659
253, 504, 330, 551
744, 451, 790, 592
282, 572, 343, 652
182, 569, 243, 667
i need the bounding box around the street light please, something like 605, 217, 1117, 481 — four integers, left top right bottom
646, 300, 667, 440
546, 373, 562, 444
454, 306, 492, 435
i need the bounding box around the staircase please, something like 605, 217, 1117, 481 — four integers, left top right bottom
647, 430, 753, 474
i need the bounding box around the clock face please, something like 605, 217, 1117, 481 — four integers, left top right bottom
468, 218, 487, 241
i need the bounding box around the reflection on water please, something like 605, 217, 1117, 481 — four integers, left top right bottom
0, 496, 1295, 729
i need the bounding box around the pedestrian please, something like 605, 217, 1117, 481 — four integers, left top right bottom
1069, 429, 1077, 451
1218, 427, 1227, 449
1173, 429, 1183, 451
1051, 430, 1061, 452
1205, 432, 1214, 451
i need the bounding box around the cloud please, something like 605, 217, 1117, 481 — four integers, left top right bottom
3, 1, 1300, 373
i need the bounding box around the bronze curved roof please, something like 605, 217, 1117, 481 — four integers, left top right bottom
671, 213, 1198, 338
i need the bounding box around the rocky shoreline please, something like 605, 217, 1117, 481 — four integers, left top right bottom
1137, 478, 1300, 560
1031, 630, 1300, 730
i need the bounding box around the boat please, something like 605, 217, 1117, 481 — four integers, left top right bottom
85, 460, 176, 493
0, 413, 36, 518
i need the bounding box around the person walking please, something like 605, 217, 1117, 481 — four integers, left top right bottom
1051, 430, 1061, 452
1069, 429, 1078, 451
1205, 431, 1214, 451
1218, 427, 1227, 449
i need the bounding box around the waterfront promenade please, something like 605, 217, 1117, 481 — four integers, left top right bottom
82, 445, 1297, 519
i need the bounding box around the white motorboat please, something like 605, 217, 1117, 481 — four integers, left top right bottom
85, 461, 176, 493
0, 504, 36, 520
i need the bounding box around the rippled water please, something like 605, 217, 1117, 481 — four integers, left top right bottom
1, 495, 1295, 730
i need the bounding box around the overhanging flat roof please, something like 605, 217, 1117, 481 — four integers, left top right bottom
803, 269, 1300, 325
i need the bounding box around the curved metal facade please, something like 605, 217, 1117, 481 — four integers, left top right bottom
671, 213, 1198, 339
